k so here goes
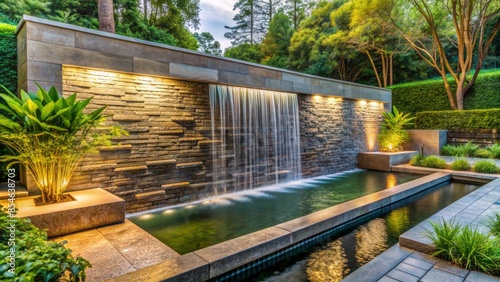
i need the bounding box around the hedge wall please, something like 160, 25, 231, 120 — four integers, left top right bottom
0, 22, 16, 93
391, 70, 500, 116
416, 109, 500, 130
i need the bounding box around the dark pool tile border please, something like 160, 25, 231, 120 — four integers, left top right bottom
106, 172, 454, 281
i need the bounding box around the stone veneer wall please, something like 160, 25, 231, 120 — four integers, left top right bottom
299, 96, 382, 177
447, 129, 500, 146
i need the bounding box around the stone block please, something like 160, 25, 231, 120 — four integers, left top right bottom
113, 115, 149, 122
358, 151, 418, 172
133, 57, 170, 77
146, 159, 177, 166
115, 166, 148, 172
248, 66, 281, 79
161, 182, 190, 190
170, 63, 218, 82
99, 145, 133, 152
404, 130, 447, 155
0, 188, 125, 237
282, 73, 319, 85
27, 22, 76, 47
182, 53, 208, 67
27, 40, 134, 72
194, 227, 292, 278
135, 190, 165, 200
176, 162, 203, 169
208, 58, 248, 74
27, 61, 62, 84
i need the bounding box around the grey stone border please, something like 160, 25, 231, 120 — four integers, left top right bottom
105, 172, 453, 281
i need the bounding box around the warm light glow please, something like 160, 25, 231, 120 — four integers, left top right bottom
386, 174, 397, 189
364, 126, 378, 151
140, 214, 153, 220
185, 205, 195, 209
162, 209, 174, 214
388, 143, 393, 150
358, 100, 367, 106
369, 101, 381, 107
313, 95, 322, 101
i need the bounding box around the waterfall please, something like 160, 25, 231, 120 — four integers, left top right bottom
209, 84, 301, 195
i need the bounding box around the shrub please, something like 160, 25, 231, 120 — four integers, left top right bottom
377, 106, 415, 152
450, 158, 471, 171
410, 154, 424, 166
488, 144, 500, 159
427, 219, 500, 274
415, 109, 500, 130
392, 70, 500, 116
475, 148, 493, 159
0, 23, 16, 94
441, 142, 478, 157
0, 208, 91, 280
420, 156, 447, 169
473, 160, 498, 174
486, 211, 500, 237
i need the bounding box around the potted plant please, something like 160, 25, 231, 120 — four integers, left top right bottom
377, 106, 415, 152
0, 84, 125, 204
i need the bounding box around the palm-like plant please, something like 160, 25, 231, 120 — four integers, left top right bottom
0, 84, 123, 203
377, 106, 415, 152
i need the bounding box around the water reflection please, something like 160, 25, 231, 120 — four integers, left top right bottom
386, 173, 398, 189
307, 240, 349, 282
355, 218, 388, 265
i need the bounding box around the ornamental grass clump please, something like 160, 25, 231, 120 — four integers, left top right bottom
0, 84, 126, 204
377, 106, 415, 152
473, 160, 498, 174
441, 142, 478, 157
427, 219, 500, 275
419, 155, 447, 169
450, 158, 470, 171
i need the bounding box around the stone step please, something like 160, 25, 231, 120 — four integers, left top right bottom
171, 117, 195, 123
176, 162, 203, 169
134, 190, 165, 200
114, 165, 148, 172
265, 170, 291, 177
161, 182, 190, 190
146, 159, 177, 166
0, 181, 29, 200
198, 140, 223, 146
100, 145, 133, 152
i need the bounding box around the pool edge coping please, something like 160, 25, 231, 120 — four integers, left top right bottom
104, 172, 454, 281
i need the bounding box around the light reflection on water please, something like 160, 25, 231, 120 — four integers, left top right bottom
257, 181, 479, 282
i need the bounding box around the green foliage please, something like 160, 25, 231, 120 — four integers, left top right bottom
0, 208, 91, 281
261, 12, 294, 68
427, 219, 462, 261
419, 155, 447, 169
475, 149, 492, 159
486, 211, 500, 237
0, 85, 127, 203
487, 144, 500, 159
224, 43, 264, 63
409, 154, 424, 166
0, 23, 16, 94
194, 32, 222, 56
392, 70, 500, 116
441, 142, 479, 157
473, 160, 498, 174
377, 106, 414, 152
450, 158, 470, 171
416, 109, 500, 130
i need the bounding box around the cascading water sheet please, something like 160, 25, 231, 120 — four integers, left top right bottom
209, 85, 301, 195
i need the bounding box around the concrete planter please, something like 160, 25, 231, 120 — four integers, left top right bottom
0, 188, 125, 237
358, 151, 418, 171
404, 130, 447, 156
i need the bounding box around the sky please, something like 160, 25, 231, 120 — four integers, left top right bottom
195, 0, 236, 52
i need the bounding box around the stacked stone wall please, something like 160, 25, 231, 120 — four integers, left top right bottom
54, 67, 384, 213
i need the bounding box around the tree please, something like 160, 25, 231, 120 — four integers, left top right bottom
98, 0, 115, 33
224, 43, 264, 63
288, 0, 369, 82
261, 11, 294, 68
194, 32, 222, 56
283, 0, 315, 30
391, 0, 500, 110
225, 0, 261, 45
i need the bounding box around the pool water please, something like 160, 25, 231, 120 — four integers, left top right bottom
252, 181, 479, 282
129, 170, 421, 254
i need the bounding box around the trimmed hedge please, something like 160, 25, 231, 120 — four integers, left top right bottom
416, 109, 500, 129
391, 70, 500, 116
0, 22, 16, 93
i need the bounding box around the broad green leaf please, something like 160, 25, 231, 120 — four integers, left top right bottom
48, 86, 60, 101
66, 93, 77, 106
45, 107, 70, 122
41, 102, 55, 121
37, 85, 52, 103
46, 124, 68, 131
20, 91, 30, 102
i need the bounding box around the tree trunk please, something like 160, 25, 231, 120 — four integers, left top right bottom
456, 84, 465, 110
98, 0, 115, 33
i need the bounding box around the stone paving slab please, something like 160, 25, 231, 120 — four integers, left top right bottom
54, 220, 179, 281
